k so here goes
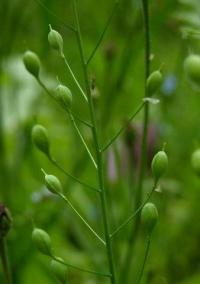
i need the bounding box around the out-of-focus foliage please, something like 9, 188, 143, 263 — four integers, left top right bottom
1, 0, 200, 283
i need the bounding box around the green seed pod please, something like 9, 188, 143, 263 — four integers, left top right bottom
32, 228, 52, 256
147, 70, 163, 96
23, 50, 40, 78
44, 174, 63, 194
31, 124, 50, 157
48, 26, 63, 54
191, 149, 200, 176
151, 150, 168, 182
55, 84, 72, 109
141, 202, 158, 234
184, 54, 200, 86
51, 258, 67, 284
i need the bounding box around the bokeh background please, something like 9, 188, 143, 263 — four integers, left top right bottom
1, 0, 200, 283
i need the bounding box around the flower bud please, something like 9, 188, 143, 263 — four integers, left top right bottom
23, 50, 40, 78
48, 26, 63, 55
44, 174, 63, 194
32, 228, 52, 256
0, 204, 12, 239
141, 202, 158, 234
147, 70, 163, 96
151, 150, 168, 182
191, 149, 200, 176
31, 125, 50, 157
51, 258, 67, 283
184, 54, 200, 86
55, 84, 72, 110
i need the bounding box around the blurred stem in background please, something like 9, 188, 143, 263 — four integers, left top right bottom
119, 0, 151, 282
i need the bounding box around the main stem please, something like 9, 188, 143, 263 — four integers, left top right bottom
120, 0, 150, 283
0, 238, 12, 284
73, 1, 116, 283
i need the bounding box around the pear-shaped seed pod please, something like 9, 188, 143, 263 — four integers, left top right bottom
151, 150, 168, 182
32, 228, 52, 256
48, 26, 63, 54
45, 174, 63, 194
23, 50, 40, 78
31, 125, 50, 157
141, 202, 158, 234
55, 84, 72, 110
147, 70, 163, 96
51, 258, 67, 284
191, 149, 200, 176
184, 54, 200, 86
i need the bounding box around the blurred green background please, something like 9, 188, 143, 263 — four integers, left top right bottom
1, 0, 200, 283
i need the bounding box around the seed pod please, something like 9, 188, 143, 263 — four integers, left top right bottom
51, 258, 67, 284
32, 228, 52, 256
48, 26, 63, 54
151, 150, 168, 182
147, 70, 163, 96
141, 202, 158, 234
31, 124, 50, 157
55, 84, 72, 110
23, 50, 40, 78
184, 54, 200, 86
44, 174, 63, 194
191, 149, 200, 176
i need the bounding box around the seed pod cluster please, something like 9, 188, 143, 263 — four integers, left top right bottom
32, 228, 52, 256
31, 124, 50, 157
147, 70, 163, 96
191, 148, 200, 176
151, 150, 168, 182
44, 174, 63, 195
184, 54, 200, 86
55, 84, 72, 110
141, 202, 158, 234
51, 258, 67, 284
48, 26, 63, 55
23, 50, 40, 78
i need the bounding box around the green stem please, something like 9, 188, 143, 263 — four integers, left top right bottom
72, 1, 116, 283
119, 1, 151, 283
0, 238, 12, 284
58, 192, 105, 246
137, 235, 151, 284
51, 255, 111, 277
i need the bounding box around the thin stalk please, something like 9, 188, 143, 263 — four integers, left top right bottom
137, 235, 151, 284
69, 112, 97, 169
52, 255, 111, 278
73, 1, 116, 283
61, 54, 88, 102
119, 0, 151, 282
86, 0, 119, 65
49, 157, 100, 192
101, 102, 146, 152
0, 238, 12, 284
58, 192, 106, 246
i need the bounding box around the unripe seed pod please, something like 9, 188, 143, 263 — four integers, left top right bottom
151, 150, 168, 182
48, 26, 63, 54
31, 124, 50, 157
55, 84, 72, 109
141, 202, 158, 234
51, 258, 67, 284
184, 54, 200, 86
32, 228, 52, 256
147, 70, 163, 96
44, 174, 63, 194
191, 149, 200, 176
23, 50, 40, 78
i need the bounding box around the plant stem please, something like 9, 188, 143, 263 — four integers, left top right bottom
119, 0, 151, 283
0, 238, 12, 284
72, 1, 116, 283
137, 235, 151, 284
